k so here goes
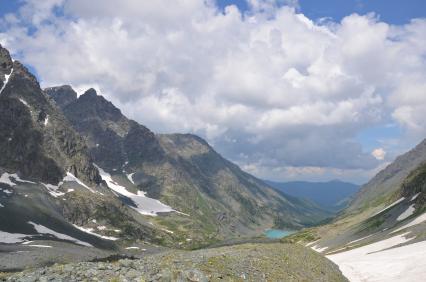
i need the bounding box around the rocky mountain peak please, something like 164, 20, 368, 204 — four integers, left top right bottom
44, 85, 77, 108
0, 44, 13, 75
82, 88, 98, 98
70, 88, 123, 122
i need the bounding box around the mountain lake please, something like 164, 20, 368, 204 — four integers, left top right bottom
265, 229, 296, 239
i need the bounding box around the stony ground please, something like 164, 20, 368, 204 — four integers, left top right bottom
1, 243, 347, 282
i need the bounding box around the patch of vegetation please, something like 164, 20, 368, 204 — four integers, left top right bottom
281, 229, 320, 244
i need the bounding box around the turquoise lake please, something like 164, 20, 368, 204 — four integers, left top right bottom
265, 229, 295, 239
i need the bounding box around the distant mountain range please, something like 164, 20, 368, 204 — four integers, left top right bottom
265, 180, 360, 212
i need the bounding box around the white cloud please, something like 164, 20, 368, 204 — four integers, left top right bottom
0, 0, 425, 183
371, 148, 386, 161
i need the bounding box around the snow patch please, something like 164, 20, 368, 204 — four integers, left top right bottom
27, 244, 52, 248
327, 233, 424, 282
0, 173, 36, 187
0, 230, 29, 243
397, 204, 416, 221
305, 240, 320, 247
63, 172, 97, 193
43, 172, 98, 197
95, 165, 174, 216
29, 222, 92, 247
0, 203, 4, 208
19, 98, 29, 107
72, 225, 119, 241
127, 173, 135, 184
0, 173, 18, 186
311, 244, 329, 253
372, 197, 405, 217
411, 192, 421, 201
44, 115, 49, 126
0, 68, 13, 94
125, 246, 140, 250
391, 212, 426, 234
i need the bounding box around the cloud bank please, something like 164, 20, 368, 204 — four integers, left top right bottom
1, 0, 425, 183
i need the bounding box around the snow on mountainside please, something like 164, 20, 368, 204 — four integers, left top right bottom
293, 140, 426, 281
326, 234, 426, 282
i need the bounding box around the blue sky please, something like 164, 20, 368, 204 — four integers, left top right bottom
2, 1, 425, 24
1, 0, 425, 184
216, 0, 426, 24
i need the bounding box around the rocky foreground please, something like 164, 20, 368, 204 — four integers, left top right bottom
1, 243, 347, 282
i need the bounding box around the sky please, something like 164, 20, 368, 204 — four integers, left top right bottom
0, 0, 425, 184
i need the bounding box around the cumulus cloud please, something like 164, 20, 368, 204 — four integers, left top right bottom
0, 0, 425, 182
371, 148, 386, 161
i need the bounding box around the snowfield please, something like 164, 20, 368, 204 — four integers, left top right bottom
95, 165, 175, 216
327, 235, 426, 282
29, 222, 92, 247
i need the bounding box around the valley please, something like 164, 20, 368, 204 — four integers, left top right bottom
0, 28, 425, 281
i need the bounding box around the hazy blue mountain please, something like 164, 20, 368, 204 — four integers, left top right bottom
265, 180, 360, 212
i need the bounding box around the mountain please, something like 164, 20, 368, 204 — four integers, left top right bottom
265, 180, 360, 212
45, 85, 332, 247
0, 42, 332, 270
286, 139, 426, 281
347, 139, 426, 213
0, 44, 175, 261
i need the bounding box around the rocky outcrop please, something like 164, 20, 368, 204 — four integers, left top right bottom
3, 243, 347, 282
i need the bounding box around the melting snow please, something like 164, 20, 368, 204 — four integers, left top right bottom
72, 225, 119, 241
19, 98, 29, 107
95, 165, 174, 216
125, 246, 140, 250
63, 172, 97, 193
391, 212, 426, 234
0, 173, 18, 186
0, 173, 36, 187
43, 172, 98, 197
305, 240, 320, 247
411, 193, 421, 201
327, 233, 425, 282
397, 204, 416, 221
127, 173, 135, 184
0, 68, 13, 94
311, 244, 329, 253
372, 197, 405, 217
0, 230, 29, 243
29, 222, 92, 247
42, 183, 65, 198
27, 244, 52, 248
